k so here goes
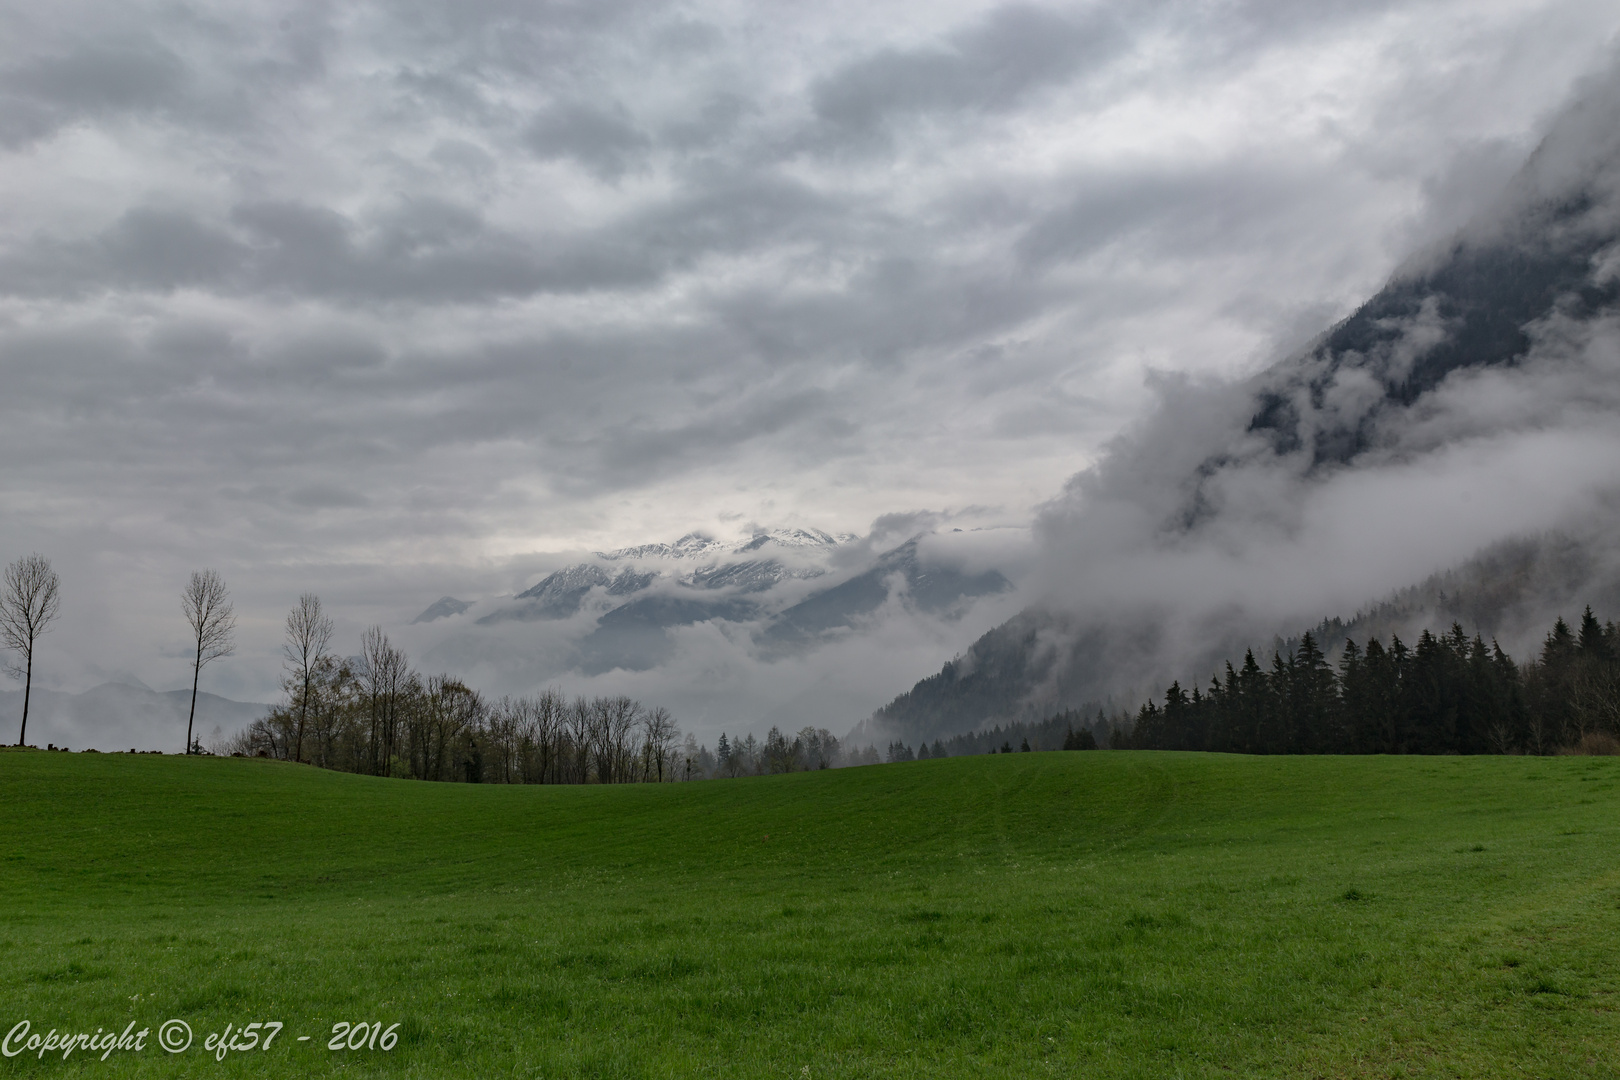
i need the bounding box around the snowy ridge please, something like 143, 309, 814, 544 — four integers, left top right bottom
596, 528, 854, 562
464, 527, 857, 626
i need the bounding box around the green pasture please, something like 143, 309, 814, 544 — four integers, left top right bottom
2, 749, 1620, 1077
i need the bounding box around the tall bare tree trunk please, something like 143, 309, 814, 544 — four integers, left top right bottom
186, 661, 201, 755
20, 647, 32, 748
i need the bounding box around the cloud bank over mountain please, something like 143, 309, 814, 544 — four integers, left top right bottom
865, 62, 1620, 743
1, 0, 1617, 744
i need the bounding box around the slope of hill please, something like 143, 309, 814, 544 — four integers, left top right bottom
4, 750, 1620, 1076
411, 596, 474, 624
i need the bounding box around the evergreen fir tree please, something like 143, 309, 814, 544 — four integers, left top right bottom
1362, 637, 1402, 752
1133, 699, 1163, 750
1255, 651, 1292, 754
1544, 616, 1577, 668
1291, 631, 1339, 752
1235, 650, 1265, 753
1578, 606, 1612, 659
1163, 680, 1192, 750
1206, 671, 1230, 751
1337, 639, 1366, 751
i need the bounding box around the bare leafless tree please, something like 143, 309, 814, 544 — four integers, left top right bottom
526, 688, 563, 783
282, 593, 334, 764
1571, 657, 1620, 738
566, 696, 592, 782
182, 570, 236, 755
485, 696, 518, 784
1, 554, 61, 747
361, 626, 411, 776
416, 674, 477, 781
641, 706, 679, 782
589, 695, 642, 783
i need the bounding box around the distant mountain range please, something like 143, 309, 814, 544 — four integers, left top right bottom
411, 527, 1013, 676
478, 528, 858, 624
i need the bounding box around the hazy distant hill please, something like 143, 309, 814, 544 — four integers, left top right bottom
0, 682, 270, 753
759, 538, 1009, 654
412, 596, 474, 624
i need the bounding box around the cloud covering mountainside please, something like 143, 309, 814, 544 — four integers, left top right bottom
864, 62, 1620, 745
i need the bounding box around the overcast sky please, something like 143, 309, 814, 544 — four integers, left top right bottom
2, 0, 1617, 705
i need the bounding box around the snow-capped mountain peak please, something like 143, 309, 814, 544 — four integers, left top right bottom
594, 528, 854, 562
597, 532, 731, 562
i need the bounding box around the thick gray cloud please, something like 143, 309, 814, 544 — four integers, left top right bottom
0, 0, 1616, 746
810, 4, 1125, 140
526, 101, 652, 180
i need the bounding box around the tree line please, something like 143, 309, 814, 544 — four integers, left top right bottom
918, 707, 1114, 759
711, 726, 878, 777
227, 593, 697, 783
240, 594, 884, 783
1120, 608, 1619, 755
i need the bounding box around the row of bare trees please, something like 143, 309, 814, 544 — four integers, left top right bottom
225, 594, 690, 783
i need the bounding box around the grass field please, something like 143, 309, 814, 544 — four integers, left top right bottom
3, 749, 1620, 1077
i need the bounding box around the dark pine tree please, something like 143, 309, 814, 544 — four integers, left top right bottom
1291, 631, 1340, 752
1163, 681, 1193, 750
1204, 671, 1229, 752
1578, 606, 1611, 659
1253, 651, 1292, 754
1235, 651, 1267, 753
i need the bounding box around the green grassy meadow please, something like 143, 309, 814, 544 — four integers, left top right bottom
3, 749, 1620, 1077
